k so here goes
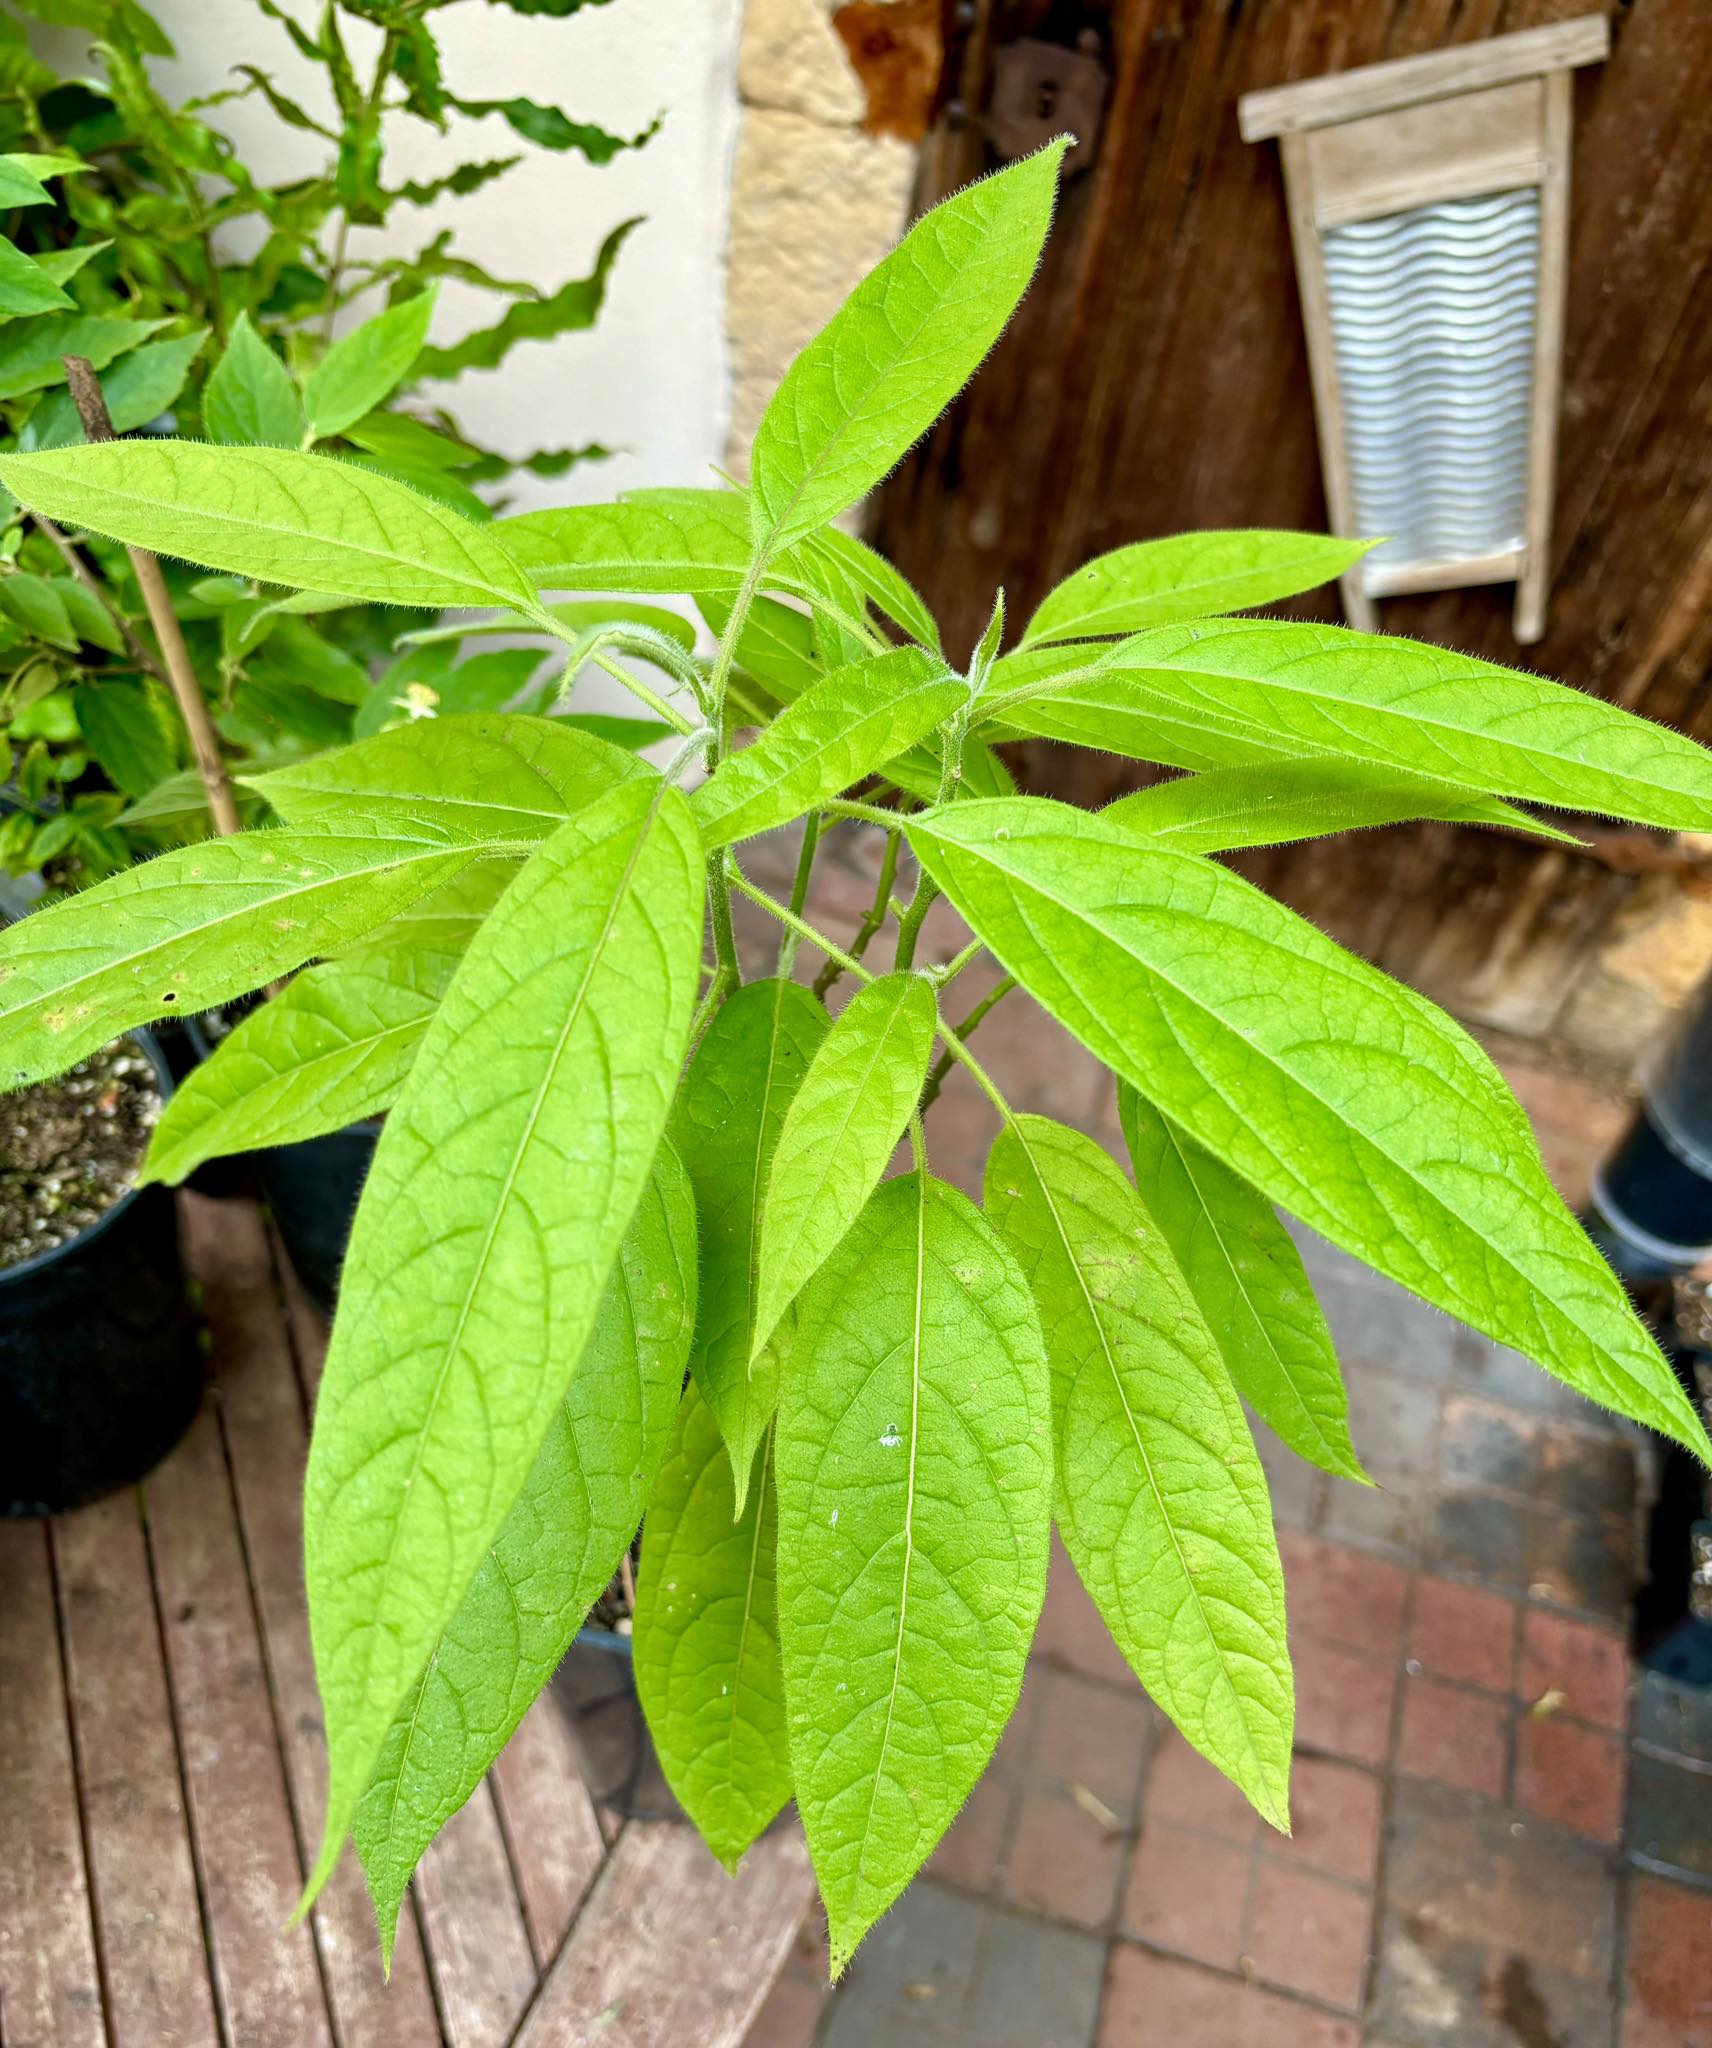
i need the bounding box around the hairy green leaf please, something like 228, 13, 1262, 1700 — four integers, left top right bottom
358, 1147, 696, 1958
801, 526, 940, 652
698, 591, 822, 708
752, 970, 936, 1360
305, 289, 437, 442
142, 946, 460, 1186
0, 822, 494, 1083
302, 776, 704, 1902
500, 493, 752, 596
0, 442, 540, 613
1116, 1087, 1364, 1483
203, 311, 305, 448
0, 314, 167, 399
693, 649, 961, 849
1021, 531, 1372, 647
776, 1172, 1051, 1973
984, 1116, 1292, 1824
911, 797, 1711, 1460
671, 978, 829, 1510
634, 1382, 788, 1872
749, 142, 1065, 551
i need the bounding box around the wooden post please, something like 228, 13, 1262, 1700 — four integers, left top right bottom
60, 355, 241, 837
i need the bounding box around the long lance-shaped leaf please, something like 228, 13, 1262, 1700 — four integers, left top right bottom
992, 619, 1712, 831
0, 824, 496, 1085
775, 1172, 1051, 1974
634, 1382, 788, 1873
0, 441, 540, 613
1020, 530, 1373, 648
243, 711, 643, 839
909, 797, 1711, 1462
304, 288, 437, 443
357, 1147, 697, 1959
1115, 1088, 1365, 1484
751, 971, 937, 1361
1104, 758, 1577, 852
749, 142, 1066, 553
985, 1116, 1293, 1825
300, 776, 704, 1904
692, 650, 962, 850
670, 979, 829, 1512
141, 947, 460, 1187
801, 525, 940, 651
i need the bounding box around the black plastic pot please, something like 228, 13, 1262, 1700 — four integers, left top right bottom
255, 1121, 379, 1317
550, 1628, 685, 1823
1, 1029, 203, 1517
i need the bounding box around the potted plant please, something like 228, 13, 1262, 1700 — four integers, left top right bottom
3, 139, 1709, 1980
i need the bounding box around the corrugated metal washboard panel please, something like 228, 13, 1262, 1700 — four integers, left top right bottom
1323, 188, 1539, 584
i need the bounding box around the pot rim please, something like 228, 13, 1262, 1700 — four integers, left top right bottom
0, 1026, 176, 1290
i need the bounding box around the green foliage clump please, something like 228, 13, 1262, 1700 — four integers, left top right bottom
3, 137, 1710, 1978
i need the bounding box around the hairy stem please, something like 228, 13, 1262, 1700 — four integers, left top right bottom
917, 974, 1016, 1115
586, 648, 696, 735
777, 812, 821, 978
815, 823, 900, 999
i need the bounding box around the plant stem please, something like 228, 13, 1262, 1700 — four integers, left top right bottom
823, 797, 906, 829
727, 867, 871, 987
892, 867, 938, 971
62, 356, 240, 837
815, 823, 900, 998
918, 973, 1016, 1114
777, 813, 820, 977
29, 515, 166, 684
935, 937, 985, 986
926, 1005, 1013, 1125
707, 553, 766, 750
708, 853, 741, 988
587, 649, 696, 735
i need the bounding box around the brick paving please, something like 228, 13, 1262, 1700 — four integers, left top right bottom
729, 826, 1712, 2048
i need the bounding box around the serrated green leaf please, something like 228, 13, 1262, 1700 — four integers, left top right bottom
142, 946, 460, 1186
202, 311, 305, 448
671, 978, 829, 1511
412, 217, 637, 380
634, 1381, 788, 1873
24, 329, 210, 451
0, 821, 497, 1083
752, 970, 936, 1361
693, 649, 961, 850
0, 235, 73, 316
0, 315, 165, 401
910, 796, 1711, 1461
750, 143, 1065, 552
1116, 1087, 1364, 1484
243, 710, 642, 839
304, 289, 437, 443
984, 1115, 1292, 1824
75, 677, 178, 796
358, 1147, 696, 1957
993, 620, 1712, 830
1021, 531, 1372, 648
302, 776, 704, 1904
450, 93, 654, 164
1104, 758, 1580, 852
775, 1171, 1051, 1973
0, 442, 540, 613
0, 569, 76, 650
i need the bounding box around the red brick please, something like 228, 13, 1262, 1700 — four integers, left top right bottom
928, 1767, 1014, 1892
1396, 1677, 1509, 1797
1122, 1821, 1248, 1967
1624, 1876, 1712, 2048
1034, 1536, 1136, 1690
1515, 1715, 1625, 1844
1280, 1530, 1411, 1651
1146, 1731, 1260, 1845
1408, 1575, 1519, 1693
1518, 1609, 1631, 1731
740, 1969, 825, 2048
1101, 1945, 1360, 2048
1272, 1756, 1382, 1884
1294, 1636, 1398, 1767
1003, 1788, 1127, 1929
1031, 1664, 1155, 1813
1246, 1863, 1373, 2012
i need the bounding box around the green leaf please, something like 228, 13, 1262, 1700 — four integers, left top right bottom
398, 597, 696, 656
749, 143, 1065, 553
698, 591, 821, 707
0, 570, 77, 651
909, 797, 1711, 1461
24, 328, 211, 450
634, 1382, 788, 1873
450, 93, 654, 164
75, 677, 178, 796
0, 442, 541, 613
994, 620, 1712, 831
751, 970, 936, 1360
798, 526, 940, 653
304, 290, 437, 443
433, 648, 545, 715
0, 152, 75, 209
670, 979, 829, 1511
0, 309, 166, 397
693, 648, 962, 849
243, 710, 642, 839
202, 311, 306, 449
357, 1147, 697, 1959
301, 776, 704, 1903
1020, 531, 1372, 647
1116, 1087, 1365, 1483
0, 235, 73, 316
0, 821, 497, 1084
984, 1116, 1292, 1824
1103, 759, 1580, 853
500, 494, 753, 597
775, 1172, 1051, 1973
249, 614, 371, 698
53, 577, 126, 653
412, 217, 638, 380
141, 946, 460, 1186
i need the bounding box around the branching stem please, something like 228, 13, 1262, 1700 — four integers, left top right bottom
816, 824, 900, 998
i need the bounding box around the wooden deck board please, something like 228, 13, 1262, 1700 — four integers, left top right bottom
490, 1694, 608, 1969
415, 1789, 539, 2048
